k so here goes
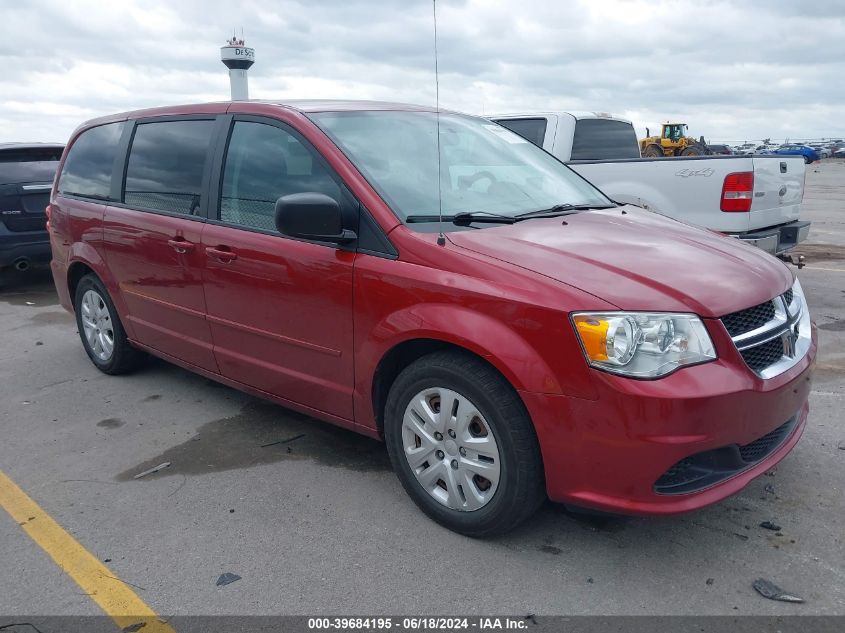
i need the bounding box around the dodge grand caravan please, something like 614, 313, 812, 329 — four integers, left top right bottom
48, 101, 816, 536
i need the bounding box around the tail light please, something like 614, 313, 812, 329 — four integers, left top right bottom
721, 171, 754, 212
45, 204, 52, 230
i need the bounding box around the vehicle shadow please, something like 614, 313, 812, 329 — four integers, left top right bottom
0, 265, 58, 306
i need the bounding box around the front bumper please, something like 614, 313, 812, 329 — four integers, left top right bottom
733, 220, 810, 255
523, 324, 816, 515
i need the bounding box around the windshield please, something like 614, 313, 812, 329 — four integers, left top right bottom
309, 111, 611, 223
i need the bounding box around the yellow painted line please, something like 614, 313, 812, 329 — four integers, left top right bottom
0, 469, 176, 633
803, 266, 845, 273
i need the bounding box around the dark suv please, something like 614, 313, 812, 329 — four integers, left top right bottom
0, 142, 64, 273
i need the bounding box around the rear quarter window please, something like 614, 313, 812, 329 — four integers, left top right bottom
494, 118, 548, 148
58, 122, 125, 200
570, 119, 640, 160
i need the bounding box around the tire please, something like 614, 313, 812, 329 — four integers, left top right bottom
74, 274, 144, 375
384, 350, 545, 537
643, 144, 664, 158
804, 155, 812, 164
680, 145, 705, 156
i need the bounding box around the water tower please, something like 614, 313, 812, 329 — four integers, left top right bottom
220, 35, 255, 100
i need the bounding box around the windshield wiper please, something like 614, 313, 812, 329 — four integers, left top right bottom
405, 212, 518, 225
516, 203, 617, 219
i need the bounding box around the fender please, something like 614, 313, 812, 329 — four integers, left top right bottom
353, 302, 598, 431
596, 180, 672, 217
65, 242, 137, 340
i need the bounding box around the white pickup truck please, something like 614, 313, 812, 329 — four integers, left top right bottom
489, 112, 810, 256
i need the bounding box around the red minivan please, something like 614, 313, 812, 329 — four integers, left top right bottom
48, 100, 816, 535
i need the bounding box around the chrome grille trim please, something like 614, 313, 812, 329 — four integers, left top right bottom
721, 282, 811, 379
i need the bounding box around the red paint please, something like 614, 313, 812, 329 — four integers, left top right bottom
49, 101, 816, 515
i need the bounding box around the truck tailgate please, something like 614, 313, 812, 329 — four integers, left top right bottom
748, 156, 803, 231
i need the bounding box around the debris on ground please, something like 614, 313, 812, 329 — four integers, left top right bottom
216, 572, 241, 587
764, 484, 776, 494
132, 462, 171, 479
706, 578, 714, 585
752, 578, 805, 603
760, 521, 782, 531
838, 443, 845, 451
261, 434, 305, 448
122, 623, 146, 632
524, 614, 537, 626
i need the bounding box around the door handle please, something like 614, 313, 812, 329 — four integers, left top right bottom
167, 238, 195, 254
205, 246, 238, 263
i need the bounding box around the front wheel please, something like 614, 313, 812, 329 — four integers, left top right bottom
384, 351, 545, 536
804, 155, 812, 164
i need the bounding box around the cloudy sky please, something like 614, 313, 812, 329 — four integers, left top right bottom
1, 0, 843, 145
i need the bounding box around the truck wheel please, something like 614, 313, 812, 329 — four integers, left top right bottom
384, 350, 545, 537
643, 144, 664, 158
74, 274, 144, 375
680, 145, 705, 156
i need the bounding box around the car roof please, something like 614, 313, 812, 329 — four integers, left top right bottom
489, 111, 633, 124
78, 99, 444, 128
260, 99, 437, 113
0, 142, 65, 150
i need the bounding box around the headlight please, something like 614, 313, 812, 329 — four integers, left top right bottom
571, 312, 717, 378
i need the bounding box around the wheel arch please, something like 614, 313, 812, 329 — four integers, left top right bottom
372, 338, 504, 438
67, 261, 96, 308
64, 244, 135, 338
366, 314, 565, 438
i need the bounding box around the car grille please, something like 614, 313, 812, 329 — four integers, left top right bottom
738, 419, 795, 462
740, 337, 786, 372
720, 287, 804, 377
722, 300, 775, 337
654, 416, 798, 495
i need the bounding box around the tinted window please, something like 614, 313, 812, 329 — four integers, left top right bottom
58, 123, 124, 199
0, 147, 63, 185
124, 120, 214, 215
571, 119, 640, 160
0, 147, 63, 163
220, 121, 341, 231
494, 118, 548, 148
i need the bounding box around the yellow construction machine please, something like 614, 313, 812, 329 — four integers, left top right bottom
640, 123, 711, 157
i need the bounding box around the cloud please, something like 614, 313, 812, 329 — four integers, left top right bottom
0, 0, 843, 144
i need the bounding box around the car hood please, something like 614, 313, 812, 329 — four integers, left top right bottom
447, 206, 793, 317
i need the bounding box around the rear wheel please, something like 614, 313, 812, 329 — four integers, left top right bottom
804, 155, 812, 164
643, 144, 664, 158
74, 274, 143, 374
384, 350, 545, 536
680, 144, 706, 156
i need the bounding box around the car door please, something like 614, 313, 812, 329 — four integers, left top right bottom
202, 115, 356, 419
102, 117, 219, 373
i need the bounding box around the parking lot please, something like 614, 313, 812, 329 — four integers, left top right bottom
1, 162, 843, 621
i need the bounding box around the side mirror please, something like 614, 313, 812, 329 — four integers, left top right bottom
274, 193, 357, 244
